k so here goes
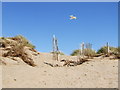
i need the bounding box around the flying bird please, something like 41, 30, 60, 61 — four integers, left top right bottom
70, 15, 77, 20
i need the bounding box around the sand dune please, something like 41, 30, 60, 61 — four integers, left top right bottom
0, 37, 118, 88
2, 53, 118, 88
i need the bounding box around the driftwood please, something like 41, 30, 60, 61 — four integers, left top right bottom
44, 62, 54, 67
44, 58, 89, 67
109, 54, 120, 60
44, 62, 60, 67
94, 54, 104, 57
61, 58, 88, 67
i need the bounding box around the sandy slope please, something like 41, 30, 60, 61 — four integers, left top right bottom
2, 53, 118, 88
0, 65, 2, 89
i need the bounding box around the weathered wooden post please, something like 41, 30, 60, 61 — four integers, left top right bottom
106, 42, 110, 55
52, 35, 59, 61
81, 42, 84, 58
55, 37, 59, 61
52, 35, 55, 60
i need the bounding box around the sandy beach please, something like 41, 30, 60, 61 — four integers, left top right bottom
1, 53, 118, 88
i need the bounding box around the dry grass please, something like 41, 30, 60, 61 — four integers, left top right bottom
0, 36, 36, 67
8, 35, 35, 49
2, 42, 36, 67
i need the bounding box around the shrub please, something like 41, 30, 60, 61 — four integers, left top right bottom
0, 37, 5, 40
9, 35, 35, 49
97, 46, 118, 54
1, 35, 36, 67
84, 48, 96, 57
118, 47, 120, 54
59, 52, 65, 55
71, 49, 80, 56
3, 42, 36, 67
71, 49, 96, 57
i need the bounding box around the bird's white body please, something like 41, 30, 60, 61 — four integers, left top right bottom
70, 15, 77, 20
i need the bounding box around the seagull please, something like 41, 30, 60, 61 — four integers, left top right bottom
70, 15, 77, 20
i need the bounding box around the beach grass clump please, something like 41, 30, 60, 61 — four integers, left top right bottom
3, 42, 36, 66
1, 35, 36, 67
9, 35, 35, 49
97, 46, 118, 54
84, 48, 96, 57
118, 47, 120, 54
71, 49, 80, 56
71, 49, 96, 57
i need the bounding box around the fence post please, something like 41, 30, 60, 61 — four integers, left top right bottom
52, 35, 59, 61
81, 42, 84, 58
106, 42, 110, 55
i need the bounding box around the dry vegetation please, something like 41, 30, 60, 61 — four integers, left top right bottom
0, 35, 119, 67
0, 35, 37, 67
71, 46, 120, 60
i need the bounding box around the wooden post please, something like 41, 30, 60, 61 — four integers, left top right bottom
55, 38, 59, 61
81, 42, 84, 58
80, 43, 82, 56
106, 42, 110, 55
52, 35, 55, 60
52, 35, 59, 61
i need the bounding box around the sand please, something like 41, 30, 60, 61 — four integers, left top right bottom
0, 65, 2, 89
1, 53, 118, 88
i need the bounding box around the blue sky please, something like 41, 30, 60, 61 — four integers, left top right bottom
2, 2, 118, 55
